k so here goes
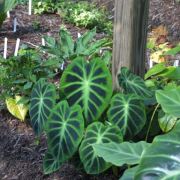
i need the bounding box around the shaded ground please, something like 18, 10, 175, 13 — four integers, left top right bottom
0, 111, 117, 180
0, 1, 180, 179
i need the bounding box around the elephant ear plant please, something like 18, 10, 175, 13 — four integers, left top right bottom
29, 56, 123, 174
0, 0, 16, 28
29, 55, 180, 177
93, 64, 180, 179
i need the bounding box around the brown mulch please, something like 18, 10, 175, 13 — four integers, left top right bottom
0, 110, 117, 180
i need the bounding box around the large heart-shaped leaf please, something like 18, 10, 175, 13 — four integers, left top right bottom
79, 122, 123, 174
29, 79, 56, 136
156, 87, 180, 118
107, 93, 146, 138
135, 121, 180, 179
118, 67, 153, 99
6, 96, 28, 121
93, 141, 150, 167
46, 100, 84, 173
60, 57, 113, 125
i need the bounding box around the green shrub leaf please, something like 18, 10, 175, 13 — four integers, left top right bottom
135, 122, 180, 179
107, 93, 146, 138
156, 87, 180, 118
93, 141, 150, 167
60, 57, 113, 125
118, 67, 153, 99
46, 101, 84, 166
29, 79, 56, 136
144, 63, 166, 79
79, 122, 123, 174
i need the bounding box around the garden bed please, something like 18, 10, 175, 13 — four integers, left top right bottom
0, 1, 180, 180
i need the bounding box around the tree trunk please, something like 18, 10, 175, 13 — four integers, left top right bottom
112, 0, 149, 90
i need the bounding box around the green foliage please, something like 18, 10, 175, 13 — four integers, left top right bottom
135, 121, 180, 179
33, 0, 57, 14
94, 122, 180, 179
60, 56, 113, 125
44, 100, 84, 173
29, 79, 56, 136
107, 93, 146, 139
33, 1, 112, 34
42, 28, 112, 67
93, 141, 150, 167
158, 111, 177, 133
0, 48, 57, 104
118, 67, 153, 99
79, 122, 123, 174
156, 86, 180, 117
0, 0, 16, 28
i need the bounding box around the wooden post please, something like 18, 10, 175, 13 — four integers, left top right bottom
112, 0, 149, 90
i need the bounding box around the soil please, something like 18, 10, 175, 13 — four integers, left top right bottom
0, 1, 179, 179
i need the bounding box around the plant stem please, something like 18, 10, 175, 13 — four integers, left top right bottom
145, 103, 160, 141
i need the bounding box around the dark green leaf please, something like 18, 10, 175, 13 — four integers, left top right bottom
60, 57, 113, 125
79, 122, 123, 174
29, 79, 56, 136
46, 100, 84, 171
107, 93, 146, 138
118, 67, 153, 99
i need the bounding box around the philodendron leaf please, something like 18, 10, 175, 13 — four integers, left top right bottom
121, 166, 139, 180
60, 57, 113, 125
46, 100, 84, 174
59, 28, 74, 58
118, 67, 153, 99
135, 121, 180, 179
79, 122, 123, 174
43, 151, 62, 174
144, 63, 166, 79
29, 79, 56, 136
107, 93, 146, 138
75, 28, 96, 54
6, 96, 28, 121
93, 141, 150, 167
156, 87, 180, 118
158, 111, 177, 133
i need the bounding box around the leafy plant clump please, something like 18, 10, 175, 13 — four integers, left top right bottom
33, 0, 113, 34
0, 48, 58, 120
29, 56, 180, 177
0, 0, 16, 28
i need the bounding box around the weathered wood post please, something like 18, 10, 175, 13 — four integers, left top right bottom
112, 0, 150, 90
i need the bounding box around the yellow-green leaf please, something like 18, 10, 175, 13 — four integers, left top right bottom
6, 96, 28, 121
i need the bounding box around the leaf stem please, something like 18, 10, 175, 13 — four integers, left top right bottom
145, 103, 160, 141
